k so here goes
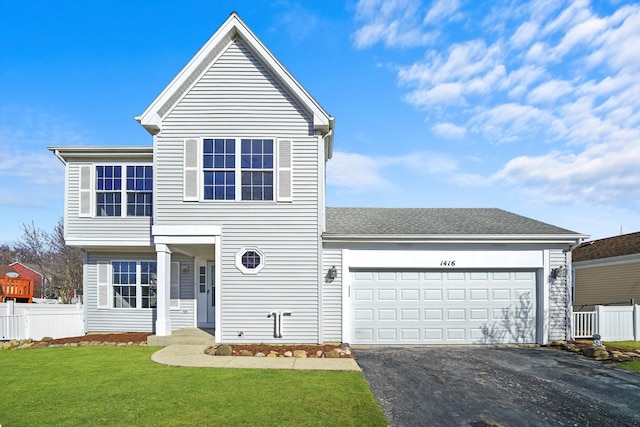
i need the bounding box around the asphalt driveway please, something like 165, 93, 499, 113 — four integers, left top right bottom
355, 346, 640, 427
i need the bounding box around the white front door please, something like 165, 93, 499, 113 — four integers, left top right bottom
197, 261, 215, 328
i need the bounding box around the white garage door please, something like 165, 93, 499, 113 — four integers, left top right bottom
351, 270, 537, 345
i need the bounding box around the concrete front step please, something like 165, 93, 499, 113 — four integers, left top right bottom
147, 327, 215, 346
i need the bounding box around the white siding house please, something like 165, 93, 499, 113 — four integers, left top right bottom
49, 12, 586, 345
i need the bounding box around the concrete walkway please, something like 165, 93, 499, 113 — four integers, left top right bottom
151, 344, 361, 371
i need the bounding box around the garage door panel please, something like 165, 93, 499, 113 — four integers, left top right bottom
354, 289, 374, 301
447, 289, 466, 301
351, 269, 537, 345
377, 289, 396, 300
378, 309, 396, 320
446, 309, 466, 320
401, 308, 420, 320
470, 289, 489, 301
425, 289, 443, 301
401, 289, 420, 300
425, 309, 443, 320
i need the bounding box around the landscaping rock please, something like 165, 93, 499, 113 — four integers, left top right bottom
239, 349, 253, 356
583, 346, 609, 359
284, 351, 293, 357
316, 350, 323, 358
325, 349, 341, 358
215, 345, 233, 356
266, 353, 277, 357
32, 341, 50, 348
293, 350, 307, 358
255, 352, 265, 357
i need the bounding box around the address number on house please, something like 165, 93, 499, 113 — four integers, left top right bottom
440, 260, 456, 267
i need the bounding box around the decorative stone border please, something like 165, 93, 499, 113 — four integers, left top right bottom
548, 340, 640, 362
1, 338, 147, 350
205, 344, 352, 358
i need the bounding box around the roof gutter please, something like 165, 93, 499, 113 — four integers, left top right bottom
322, 233, 589, 245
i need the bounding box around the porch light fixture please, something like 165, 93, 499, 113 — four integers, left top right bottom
551, 265, 565, 279
181, 264, 189, 273
326, 265, 337, 283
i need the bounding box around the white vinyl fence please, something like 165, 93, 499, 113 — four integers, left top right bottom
0, 301, 84, 340
572, 305, 640, 341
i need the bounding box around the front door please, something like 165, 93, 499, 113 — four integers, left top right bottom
197, 261, 215, 328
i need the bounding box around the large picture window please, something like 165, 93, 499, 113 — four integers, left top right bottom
111, 261, 157, 309
95, 165, 153, 217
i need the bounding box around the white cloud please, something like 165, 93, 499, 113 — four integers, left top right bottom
432, 122, 467, 139
510, 22, 539, 48
326, 151, 392, 193
423, 0, 461, 25
353, 0, 436, 48
494, 137, 640, 205
327, 150, 471, 193
527, 79, 573, 104
351, 1, 640, 213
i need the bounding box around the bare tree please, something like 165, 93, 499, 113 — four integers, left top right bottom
12, 218, 82, 303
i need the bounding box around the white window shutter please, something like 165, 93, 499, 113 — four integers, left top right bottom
97, 262, 109, 309
170, 261, 180, 310
79, 165, 92, 217
277, 139, 293, 202
183, 139, 199, 201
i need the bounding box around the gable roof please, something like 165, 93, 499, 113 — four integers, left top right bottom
0, 265, 18, 277
136, 12, 334, 153
573, 231, 640, 262
324, 208, 585, 241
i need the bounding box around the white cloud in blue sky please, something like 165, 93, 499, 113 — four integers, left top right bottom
0, 0, 638, 243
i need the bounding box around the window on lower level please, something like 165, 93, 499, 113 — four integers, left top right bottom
111, 261, 156, 309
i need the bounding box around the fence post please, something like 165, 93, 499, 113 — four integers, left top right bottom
7, 299, 15, 316
595, 305, 603, 339
635, 305, 640, 341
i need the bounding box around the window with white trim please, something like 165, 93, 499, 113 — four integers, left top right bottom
235, 247, 265, 274
202, 138, 274, 201
187, 137, 291, 202
94, 165, 153, 217
111, 261, 157, 309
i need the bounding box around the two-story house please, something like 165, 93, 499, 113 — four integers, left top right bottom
50, 12, 586, 346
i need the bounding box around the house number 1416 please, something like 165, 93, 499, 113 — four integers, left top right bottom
440, 260, 456, 266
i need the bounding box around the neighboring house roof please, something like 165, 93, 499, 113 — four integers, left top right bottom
135, 12, 335, 156
324, 208, 584, 240
10, 261, 43, 277
0, 265, 18, 276
573, 231, 640, 262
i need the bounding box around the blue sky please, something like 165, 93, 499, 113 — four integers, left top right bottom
1, 0, 639, 244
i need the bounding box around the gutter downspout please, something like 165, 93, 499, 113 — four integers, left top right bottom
564, 238, 586, 340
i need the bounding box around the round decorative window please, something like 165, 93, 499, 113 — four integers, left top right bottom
235, 247, 265, 274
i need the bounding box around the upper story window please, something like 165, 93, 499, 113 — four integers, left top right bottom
202, 138, 274, 201
94, 165, 153, 217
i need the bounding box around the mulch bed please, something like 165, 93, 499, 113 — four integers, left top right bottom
43, 332, 152, 345
40, 333, 350, 357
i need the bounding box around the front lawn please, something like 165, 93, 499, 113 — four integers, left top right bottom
605, 341, 640, 373
0, 347, 386, 426
604, 341, 640, 351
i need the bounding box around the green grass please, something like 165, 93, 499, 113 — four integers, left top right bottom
604, 341, 640, 351
605, 341, 640, 373
0, 347, 386, 427
619, 360, 640, 372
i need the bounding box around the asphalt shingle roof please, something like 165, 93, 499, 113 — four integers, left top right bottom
325, 208, 579, 236
573, 231, 640, 262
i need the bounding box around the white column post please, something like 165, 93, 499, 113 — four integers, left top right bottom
155, 244, 172, 336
